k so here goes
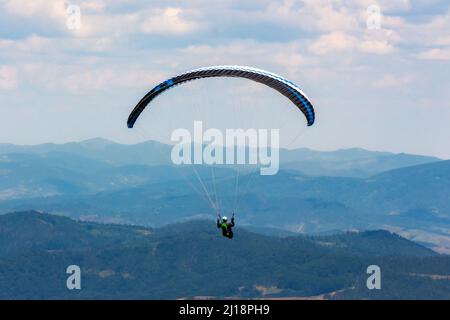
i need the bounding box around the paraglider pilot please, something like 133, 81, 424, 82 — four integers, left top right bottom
217, 213, 235, 239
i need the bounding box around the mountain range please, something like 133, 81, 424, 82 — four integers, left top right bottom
0, 139, 448, 253
0, 138, 439, 177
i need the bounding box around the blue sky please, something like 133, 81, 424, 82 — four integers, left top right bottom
0, 0, 449, 158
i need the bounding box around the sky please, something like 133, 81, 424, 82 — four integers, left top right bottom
0, 0, 449, 158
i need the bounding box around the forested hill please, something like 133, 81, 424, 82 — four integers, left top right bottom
0, 211, 448, 299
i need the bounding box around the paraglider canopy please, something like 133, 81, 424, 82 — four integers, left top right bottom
127, 65, 315, 129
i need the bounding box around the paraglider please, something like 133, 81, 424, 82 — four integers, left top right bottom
217, 213, 235, 239
127, 65, 316, 239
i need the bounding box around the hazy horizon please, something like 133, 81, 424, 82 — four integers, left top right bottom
0, 136, 445, 159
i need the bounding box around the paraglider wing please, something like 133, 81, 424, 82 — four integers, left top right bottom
127, 65, 315, 128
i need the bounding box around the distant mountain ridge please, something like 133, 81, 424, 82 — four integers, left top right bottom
0, 138, 440, 177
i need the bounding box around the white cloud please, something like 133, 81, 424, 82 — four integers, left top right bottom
64, 6, 202, 38
417, 48, 450, 61
80, 0, 107, 12
304, 0, 359, 32
265, 0, 359, 32
371, 0, 411, 12
20, 63, 167, 92
308, 32, 357, 55
384, 9, 450, 48
373, 73, 414, 88
0, 65, 17, 90
0, 35, 115, 57
435, 36, 450, 46
141, 7, 202, 35
3, 0, 67, 18
0, 35, 51, 52
55, 11, 141, 38
180, 40, 311, 74
272, 50, 305, 70
308, 29, 396, 55
358, 39, 395, 54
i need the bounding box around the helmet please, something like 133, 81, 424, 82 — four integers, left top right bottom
222, 216, 228, 222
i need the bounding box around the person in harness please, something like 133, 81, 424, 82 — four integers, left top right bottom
217, 213, 235, 239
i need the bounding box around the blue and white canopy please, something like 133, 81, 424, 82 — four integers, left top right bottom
127, 65, 315, 128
